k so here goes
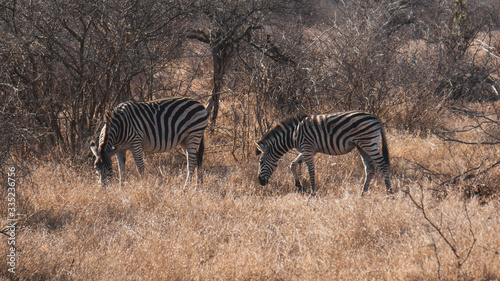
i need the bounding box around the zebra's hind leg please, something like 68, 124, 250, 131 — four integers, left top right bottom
185, 148, 197, 187
184, 137, 201, 188
196, 136, 205, 185
377, 158, 392, 194
357, 147, 375, 196
362, 146, 392, 194
290, 154, 305, 192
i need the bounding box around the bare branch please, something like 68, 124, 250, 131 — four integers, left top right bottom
405, 183, 461, 261
186, 29, 210, 43
249, 35, 296, 66
459, 202, 476, 268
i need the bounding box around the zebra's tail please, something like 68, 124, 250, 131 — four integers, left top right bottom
197, 135, 205, 169
381, 126, 390, 167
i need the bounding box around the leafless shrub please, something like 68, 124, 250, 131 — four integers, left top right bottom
1, 0, 499, 166
0, 0, 186, 161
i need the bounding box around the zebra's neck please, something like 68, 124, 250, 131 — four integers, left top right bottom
261, 114, 306, 156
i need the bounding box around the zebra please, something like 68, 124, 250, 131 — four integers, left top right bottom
256, 111, 392, 195
90, 97, 208, 187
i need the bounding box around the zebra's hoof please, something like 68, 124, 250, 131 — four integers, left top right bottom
386, 189, 396, 199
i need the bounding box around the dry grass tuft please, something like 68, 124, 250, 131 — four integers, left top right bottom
1, 127, 499, 280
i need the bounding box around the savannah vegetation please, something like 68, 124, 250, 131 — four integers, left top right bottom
1, 0, 499, 280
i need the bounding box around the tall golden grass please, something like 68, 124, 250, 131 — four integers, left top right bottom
1, 123, 499, 280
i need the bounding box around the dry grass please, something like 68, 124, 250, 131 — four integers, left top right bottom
1, 126, 499, 280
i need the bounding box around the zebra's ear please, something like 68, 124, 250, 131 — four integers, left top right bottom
90, 141, 99, 157
255, 142, 264, 156
104, 110, 112, 123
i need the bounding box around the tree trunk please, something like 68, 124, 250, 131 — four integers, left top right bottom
207, 43, 230, 125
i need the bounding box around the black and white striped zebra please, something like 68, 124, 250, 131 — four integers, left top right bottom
90, 97, 208, 186
256, 111, 392, 195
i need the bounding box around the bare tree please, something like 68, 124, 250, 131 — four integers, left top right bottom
185, 0, 304, 124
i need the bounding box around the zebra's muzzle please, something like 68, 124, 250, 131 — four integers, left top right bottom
258, 176, 268, 186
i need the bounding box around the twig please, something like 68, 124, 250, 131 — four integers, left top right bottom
405, 182, 478, 273
431, 237, 442, 281
405, 184, 460, 259
459, 202, 476, 268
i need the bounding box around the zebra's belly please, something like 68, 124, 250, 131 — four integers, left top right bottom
141, 139, 182, 153
317, 141, 356, 156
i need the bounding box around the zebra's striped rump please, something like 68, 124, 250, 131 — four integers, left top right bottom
90, 97, 208, 187
256, 111, 392, 195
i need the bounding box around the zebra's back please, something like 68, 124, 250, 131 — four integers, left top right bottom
295, 111, 383, 155
113, 97, 208, 153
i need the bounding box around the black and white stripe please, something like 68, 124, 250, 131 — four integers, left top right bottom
90, 97, 208, 186
256, 111, 391, 195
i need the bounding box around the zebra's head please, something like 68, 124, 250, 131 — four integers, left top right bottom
256, 141, 278, 186
90, 140, 113, 185
90, 120, 115, 186
255, 114, 306, 186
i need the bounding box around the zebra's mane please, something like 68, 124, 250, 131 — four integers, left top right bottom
97, 109, 117, 155
258, 113, 308, 144
97, 124, 110, 155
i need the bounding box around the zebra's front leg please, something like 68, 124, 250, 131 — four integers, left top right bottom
304, 154, 316, 195
116, 150, 127, 187
131, 144, 146, 180
290, 154, 305, 192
